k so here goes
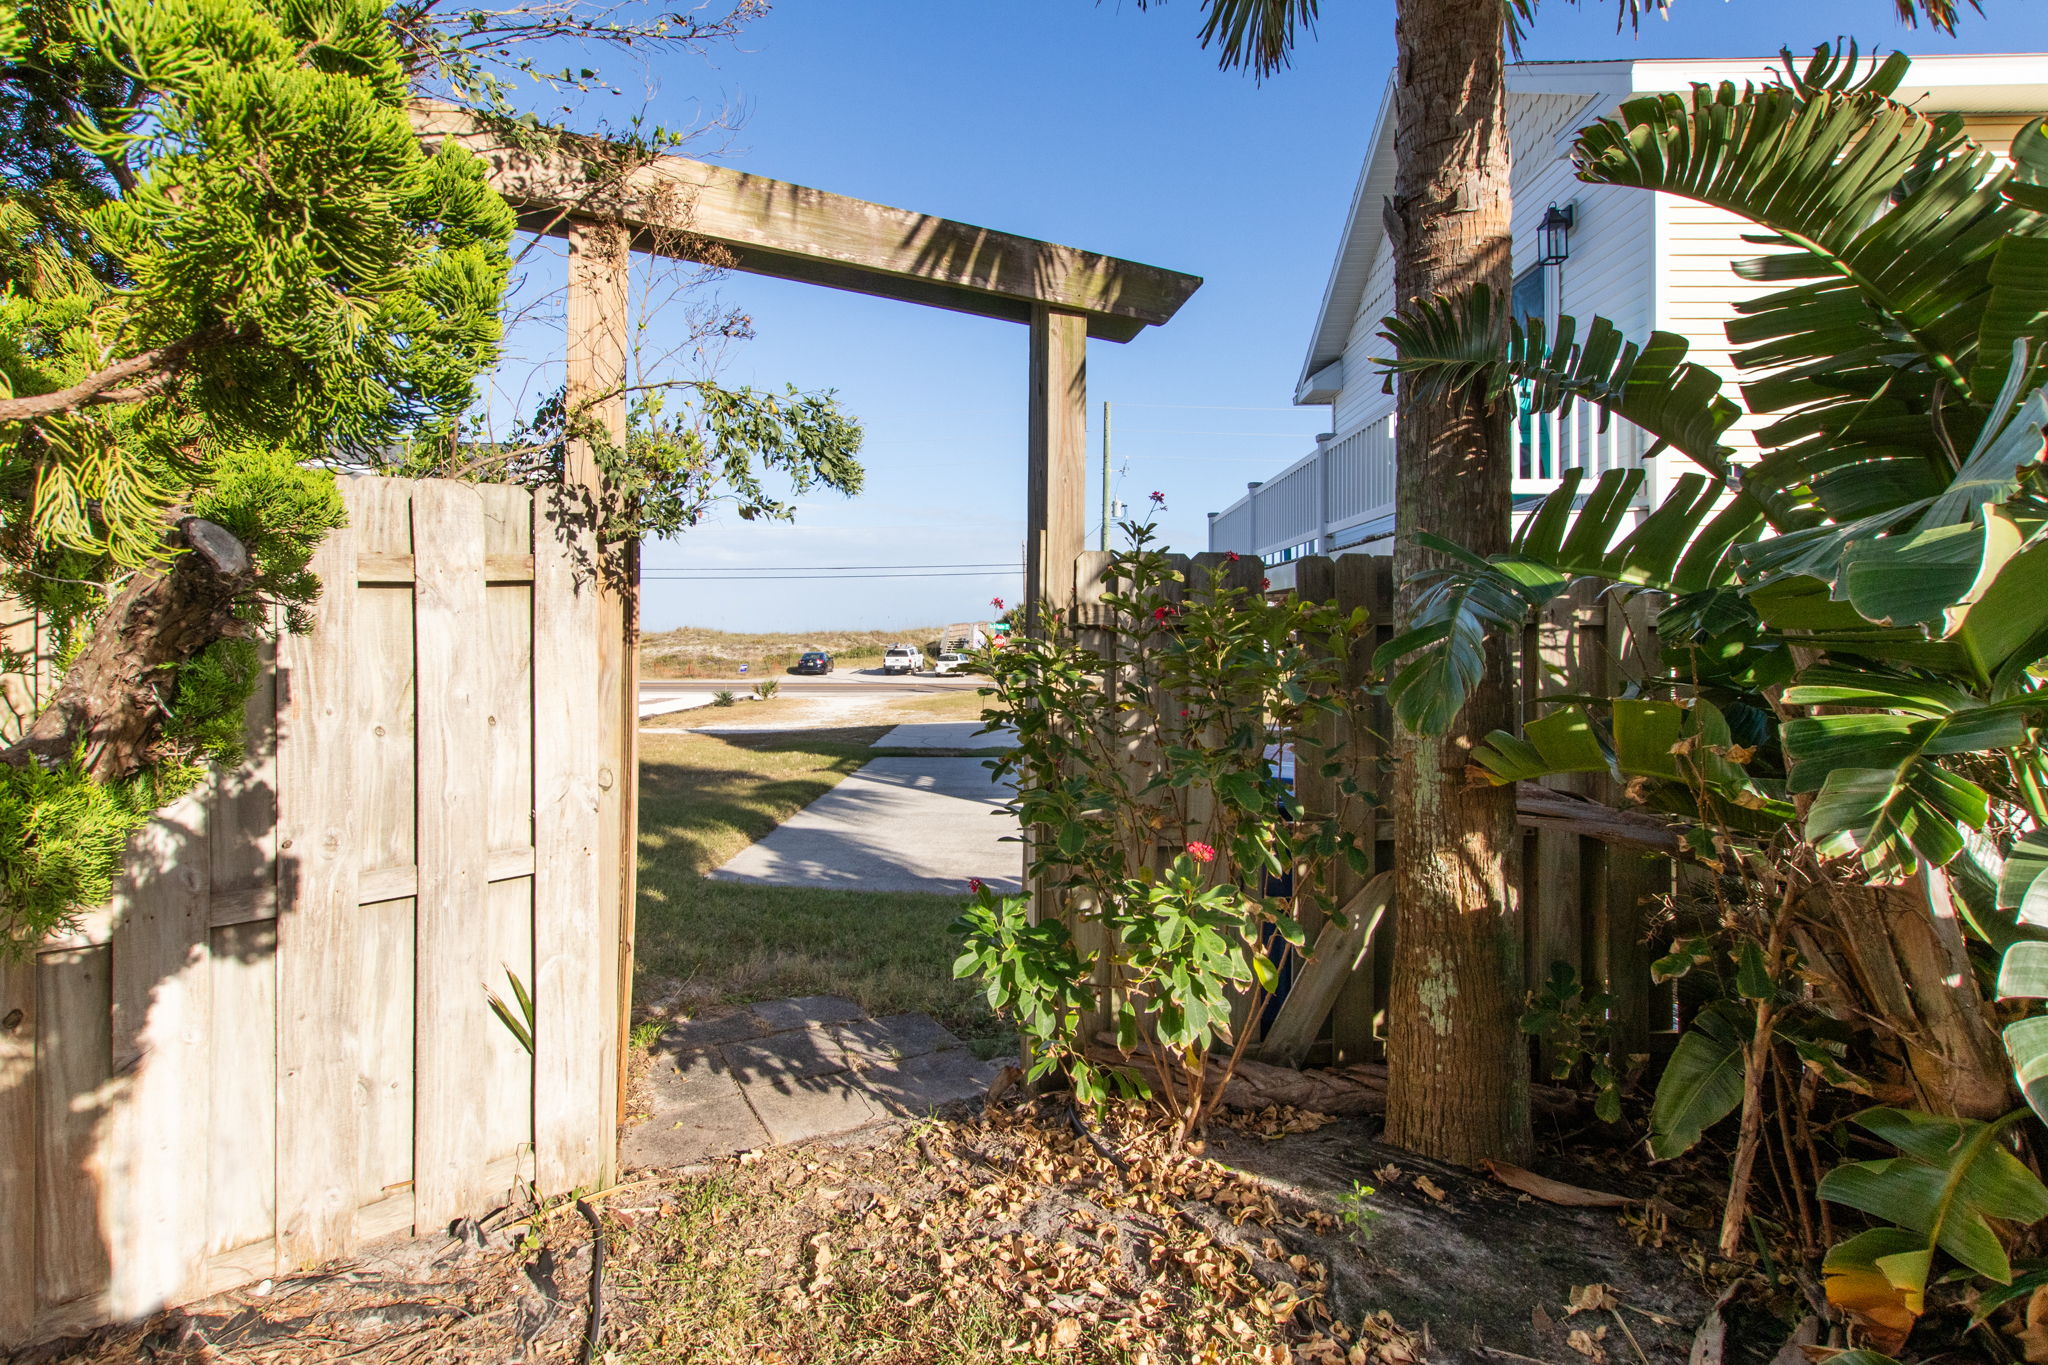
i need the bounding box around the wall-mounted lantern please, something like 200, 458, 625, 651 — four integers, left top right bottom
1538, 202, 1575, 266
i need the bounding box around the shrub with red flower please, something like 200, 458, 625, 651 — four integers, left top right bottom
1149, 490, 1165, 504
1186, 841, 1216, 864
990, 597, 1004, 611
968, 877, 985, 894
1152, 605, 1177, 621
1225, 551, 1240, 562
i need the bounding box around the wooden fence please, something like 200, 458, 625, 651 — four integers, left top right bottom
0, 476, 626, 1349
1055, 549, 1676, 1068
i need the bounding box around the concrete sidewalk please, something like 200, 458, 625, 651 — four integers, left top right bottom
874, 720, 1013, 750
710, 755, 1021, 894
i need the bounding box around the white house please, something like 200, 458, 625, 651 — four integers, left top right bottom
1208, 53, 2047, 565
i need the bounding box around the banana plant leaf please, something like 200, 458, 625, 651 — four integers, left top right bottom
1818, 1108, 2048, 1287
2001, 829, 2048, 928
1647, 1000, 1750, 1160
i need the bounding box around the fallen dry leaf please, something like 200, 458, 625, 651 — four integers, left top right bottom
1567, 1283, 1620, 1316
1567, 1324, 1609, 1362
1413, 1175, 1447, 1202
2015, 1284, 2048, 1365
1482, 1159, 1632, 1208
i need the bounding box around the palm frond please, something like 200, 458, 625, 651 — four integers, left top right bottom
1573, 45, 2039, 423
1377, 284, 1744, 482
1135, 0, 1316, 79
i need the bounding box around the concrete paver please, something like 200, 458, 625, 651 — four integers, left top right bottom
710, 756, 1021, 894
621, 996, 1014, 1171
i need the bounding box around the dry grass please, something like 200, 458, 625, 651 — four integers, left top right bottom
606, 1102, 1408, 1365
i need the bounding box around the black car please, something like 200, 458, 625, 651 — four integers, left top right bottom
793, 649, 833, 675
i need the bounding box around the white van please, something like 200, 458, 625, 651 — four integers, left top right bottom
882, 644, 925, 675
931, 651, 970, 675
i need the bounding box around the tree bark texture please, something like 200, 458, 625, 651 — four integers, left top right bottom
1381, 0, 1529, 1166
1, 520, 252, 783
1812, 874, 2011, 1121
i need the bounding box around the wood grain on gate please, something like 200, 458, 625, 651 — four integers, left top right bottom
1, 476, 623, 1350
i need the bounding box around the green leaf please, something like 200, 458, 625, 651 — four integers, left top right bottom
2001, 829, 2048, 928
1819, 1107, 2048, 1286
1735, 941, 1775, 1001
1648, 1002, 1749, 1160
1996, 941, 2048, 999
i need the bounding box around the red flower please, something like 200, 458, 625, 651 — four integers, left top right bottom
969, 877, 985, 893
1186, 841, 1216, 864
1261, 577, 1271, 589
1225, 551, 1240, 562
1149, 490, 1166, 504
990, 597, 1005, 611
1152, 605, 1178, 621
1178, 709, 1190, 718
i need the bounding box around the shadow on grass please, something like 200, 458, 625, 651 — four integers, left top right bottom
636, 724, 1008, 1052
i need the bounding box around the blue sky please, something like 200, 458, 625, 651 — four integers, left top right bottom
491, 0, 2048, 633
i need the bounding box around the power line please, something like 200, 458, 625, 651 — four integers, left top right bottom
643, 568, 1021, 581
644, 561, 1019, 571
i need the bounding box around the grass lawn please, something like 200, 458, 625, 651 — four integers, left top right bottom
634, 722, 1008, 1053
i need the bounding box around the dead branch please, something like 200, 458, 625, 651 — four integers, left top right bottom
0, 326, 231, 424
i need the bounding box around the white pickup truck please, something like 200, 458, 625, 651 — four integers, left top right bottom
881, 644, 926, 675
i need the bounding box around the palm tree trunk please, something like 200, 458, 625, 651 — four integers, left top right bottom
1380, 0, 1530, 1166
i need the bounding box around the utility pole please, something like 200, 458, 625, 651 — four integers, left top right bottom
1100, 399, 1113, 551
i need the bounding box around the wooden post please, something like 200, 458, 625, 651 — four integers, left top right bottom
1026, 306, 1088, 626
564, 221, 633, 1173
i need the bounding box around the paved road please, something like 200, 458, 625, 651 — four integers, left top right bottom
641, 672, 983, 700
710, 756, 1021, 895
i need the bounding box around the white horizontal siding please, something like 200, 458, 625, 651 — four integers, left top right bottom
1334, 258, 1395, 435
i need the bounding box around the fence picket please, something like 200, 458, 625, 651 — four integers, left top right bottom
532, 488, 606, 1195
413, 482, 494, 1227
1, 955, 35, 1341
274, 489, 363, 1267
105, 794, 213, 1315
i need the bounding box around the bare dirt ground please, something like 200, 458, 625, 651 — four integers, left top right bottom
22, 1098, 1720, 1365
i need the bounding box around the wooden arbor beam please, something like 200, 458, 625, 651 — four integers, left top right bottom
409, 103, 1202, 344
416, 101, 1200, 1175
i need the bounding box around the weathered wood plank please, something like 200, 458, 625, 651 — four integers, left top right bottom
412, 480, 492, 1228
482, 876, 535, 1164
354, 897, 414, 1207
105, 791, 212, 1318
410, 104, 1201, 342
532, 485, 605, 1195
36, 946, 111, 1310
563, 220, 633, 1157
1524, 587, 1593, 994
274, 488, 362, 1266
1, 953, 37, 1343
206, 921, 277, 1263
1026, 306, 1088, 630
1257, 874, 1393, 1066
1328, 554, 1389, 1063
210, 637, 277, 912
481, 489, 536, 860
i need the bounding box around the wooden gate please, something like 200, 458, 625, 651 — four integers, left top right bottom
0, 476, 625, 1348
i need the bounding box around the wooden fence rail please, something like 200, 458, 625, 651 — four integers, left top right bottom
1050, 551, 1676, 1069
0, 477, 625, 1349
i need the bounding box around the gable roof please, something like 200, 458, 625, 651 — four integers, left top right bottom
1294, 52, 2048, 401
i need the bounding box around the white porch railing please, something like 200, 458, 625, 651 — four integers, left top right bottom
1207, 407, 1650, 560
